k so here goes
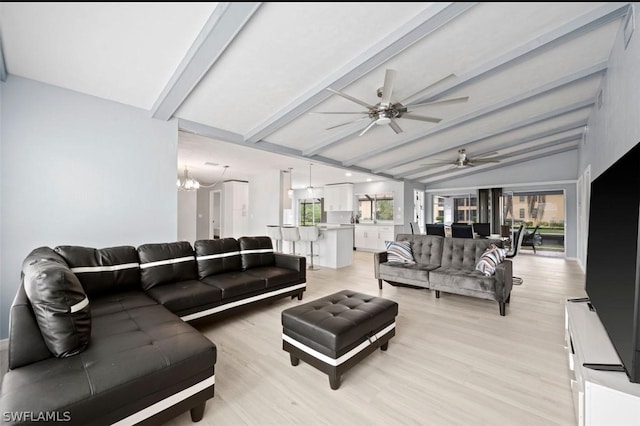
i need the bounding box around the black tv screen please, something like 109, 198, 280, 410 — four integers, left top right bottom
585, 141, 640, 383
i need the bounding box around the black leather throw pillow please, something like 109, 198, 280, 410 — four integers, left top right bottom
22, 247, 91, 357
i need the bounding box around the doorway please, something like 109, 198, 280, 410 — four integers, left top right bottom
210, 190, 222, 239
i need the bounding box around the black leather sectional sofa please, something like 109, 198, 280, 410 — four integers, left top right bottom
0, 236, 306, 425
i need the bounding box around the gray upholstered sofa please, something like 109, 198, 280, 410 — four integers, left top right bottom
374, 234, 513, 316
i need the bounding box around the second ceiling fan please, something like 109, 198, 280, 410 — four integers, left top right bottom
315, 69, 469, 136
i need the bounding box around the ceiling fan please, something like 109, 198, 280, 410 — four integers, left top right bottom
314, 69, 469, 136
421, 149, 505, 168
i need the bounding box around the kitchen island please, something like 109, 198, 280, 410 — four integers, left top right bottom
288, 224, 352, 269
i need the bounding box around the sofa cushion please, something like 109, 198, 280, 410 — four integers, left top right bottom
238, 236, 275, 270
379, 262, 433, 283
21, 247, 91, 357
429, 267, 498, 300
194, 238, 242, 279
475, 244, 507, 277
0, 303, 216, 425
137, 242, 198, 290
201, 272, 265, 299
90, 291, 159, 318
440, 237, 495, 271
54, 245, 140, 297
384, 240, 416, 264
397, 234, 444, 265
245, 266, 303, 288
145, 280, 223, 314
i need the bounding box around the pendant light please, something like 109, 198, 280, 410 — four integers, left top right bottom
307, 163, 314, 194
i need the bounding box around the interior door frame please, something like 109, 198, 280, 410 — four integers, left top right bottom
209, 189, 222, 239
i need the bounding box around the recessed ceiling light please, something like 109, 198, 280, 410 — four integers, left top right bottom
366, 178, 372, 182
345, 172, 352, 177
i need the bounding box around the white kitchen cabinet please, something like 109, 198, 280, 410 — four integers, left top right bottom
323, 183, 354, 212
222, 181, 248, 238
354, 224, 403, 251
564, 299, 640, 425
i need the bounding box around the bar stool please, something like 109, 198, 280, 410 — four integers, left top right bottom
281, 226, 300, 255
265, 225, 282, 253
298, 225, 322, 270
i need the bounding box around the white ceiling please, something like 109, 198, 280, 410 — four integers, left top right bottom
1, 2, 633, 188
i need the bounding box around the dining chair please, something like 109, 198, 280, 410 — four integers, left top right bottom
451, 223, 474, 238
425, 223, 446, 237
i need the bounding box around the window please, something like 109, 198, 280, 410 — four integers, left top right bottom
357, 193, 394, 223
519, 208, 525, 219
299, 198, 324, 225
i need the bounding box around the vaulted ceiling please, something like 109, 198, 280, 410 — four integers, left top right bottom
1, 2, 633, 188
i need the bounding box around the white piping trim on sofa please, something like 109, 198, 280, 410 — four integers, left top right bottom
240, 248, 273, 254
180, 283, 306, 322
140, 256, 195, 269
71, 263, 140, 273
110, 374, 215, 426
70, 296, 89, 313
197, 251, 240, 261
282, 322, 395, 367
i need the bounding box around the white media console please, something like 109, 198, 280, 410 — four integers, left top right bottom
564, 299, 640, 425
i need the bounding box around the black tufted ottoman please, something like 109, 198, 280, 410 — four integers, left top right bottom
281, 289, 398, 390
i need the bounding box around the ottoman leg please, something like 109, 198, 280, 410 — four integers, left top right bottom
380, 342, 389, 351
290, 354, 299, 366
329, 370, 341, 390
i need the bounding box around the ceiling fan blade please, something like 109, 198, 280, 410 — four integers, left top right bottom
327, 88, 374, 109
399, 73, 457, 104
469, 158, 501, 164
473, 151, 500, 158
326, 117, 371, 131
407, 96, 469, 108
388, 118, 403, 134
359, 120, 378, 137
420, 160, 455, 166
311, 111, 369, 115
401, 113, 442, 123
380, 69, 397, 107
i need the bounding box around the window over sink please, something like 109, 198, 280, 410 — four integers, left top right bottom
357, 192, 394, 224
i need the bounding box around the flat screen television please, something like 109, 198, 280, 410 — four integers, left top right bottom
585, 140, 640, 383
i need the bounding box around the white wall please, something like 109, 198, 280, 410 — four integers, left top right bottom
177, 190, 197, 243
248, 169, 283, 236
580, 3, 640, 179
0, 76, 178, 338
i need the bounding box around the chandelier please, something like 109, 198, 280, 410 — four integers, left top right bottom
177, 166, 200, 191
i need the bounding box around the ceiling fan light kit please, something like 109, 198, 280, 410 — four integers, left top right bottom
317, 69, 469, 136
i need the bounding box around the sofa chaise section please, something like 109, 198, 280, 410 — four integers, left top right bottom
0, 246, 216, 425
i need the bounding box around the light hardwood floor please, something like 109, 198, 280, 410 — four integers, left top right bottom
165, 250, 586, 426
0, 250, 586, 426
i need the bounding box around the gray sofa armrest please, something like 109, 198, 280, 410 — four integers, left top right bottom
493, 259, 513, 301
275, 253, 306, 273
374, 251, 388, 279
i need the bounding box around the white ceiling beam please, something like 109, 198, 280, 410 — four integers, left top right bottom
151, 2, 262, 120
245, 2, 478, 144
410, 134, 583, 181
405, 2, 630, 106
419, 141, 580, 185
178, 118, 398, 181
342, 61, 607, 166
309, 3, 628, 158
394, 122, 587, 179
379, 99, 594, 174
0, 32, 7, 81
